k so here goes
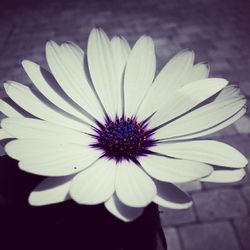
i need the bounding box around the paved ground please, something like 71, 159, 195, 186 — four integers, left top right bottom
0, 0, 250, 249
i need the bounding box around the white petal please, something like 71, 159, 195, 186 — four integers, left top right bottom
70, 158, 116, 205
200, 169, 246, 183
110, 36, 131, 116
0, 129, 14, 140
155, 96, 246, 140
104, 194, 143, 222
147, 78, 228, 127
124, 35, 156, 117
28, 175, 74, 206
153, 140, 247, 168
185, 63, 210, 84
139, 154, 213, 183
45, 41, 104, 121
87, 28, 119, 118
5, 139, 100, 176
153, 180, 192, 209
215, 85, 241, 102
0, 99, 24, 117
4, 81, 91, 133
22, 60, 96, 125
137, 50, 194, 120
161, 107, 246, 141
1, 117, 94, 145
115, 160, 156, 207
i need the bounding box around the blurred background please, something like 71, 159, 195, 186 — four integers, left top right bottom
0, 0, 249, 249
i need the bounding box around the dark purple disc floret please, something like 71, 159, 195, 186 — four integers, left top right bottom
91, 116, 156, 162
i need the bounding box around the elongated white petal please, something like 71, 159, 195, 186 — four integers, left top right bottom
200, 169, 246, 183
124, 35, 156, 116
153, 140, 247, 168
185, 63, 210, 84
29, 175, 74, 206
4, 81, 91, 133
161, 107, 246, 141
0, 129, 14, 140
153, 180, 192, 209
1, 118, 94, 145
45, 41, 104, 121
116, 161, 156, 207
155, 96, 246, 140
0, 99, 24, 117
111, 36, 131, 116
70, 158, 116, 205
146, 78, 228, 127
215, 85, 241, 102
87, 28, 119, 118
139, 154, 213, 183
5, 139, 100, 176
104, 194, 143, 222
22, 60, 96, 125
137, 50, 194, 120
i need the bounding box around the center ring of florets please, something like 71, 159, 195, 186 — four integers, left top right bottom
91, 116, 155, 162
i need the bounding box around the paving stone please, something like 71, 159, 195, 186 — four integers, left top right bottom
175, 181, 202, 192
163, 227, 182, 250
192, 189, 248, 221
233, 216, 250, 250
160, 207, 196, 226
233, 116, 250, 135
241, 186, 250, 209
240, 80, 250, 96
179, 221, 241, 250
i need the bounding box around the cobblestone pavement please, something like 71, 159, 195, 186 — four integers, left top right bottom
0, 0, 250, 249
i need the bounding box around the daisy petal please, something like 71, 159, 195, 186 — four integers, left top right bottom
200, 169, 246, 183
4, 81, 91, 133
155, 96, 246, 140
147, 78, 228, 127
28, 175, 74, 206
70, 158, 116, 205
161, 107, 246, 141
5, 139, 100, 176
215, 85, 241, 102
116, 161, 156, 207
0, 129, 14, 140
185, 62, 210, 84
153, 180, 192, 209
87, 28, 118, 118
0, 99, 24, 117
22, 60, 96, 125
139, 154, 213, 183
46, 41, 104, 121
1, 118, 94, 145
111, 36, 131, 116
104, 194, 143, 222
124, 35, 156, 116
153, 140, 247, 168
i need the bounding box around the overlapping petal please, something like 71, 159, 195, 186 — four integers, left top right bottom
5, 139, 100, 176
104, 194, 143, 222
70, 158, 116, 204
29, 175, 74, 206
115, 161, 157, 207
153, 180, 193, 209
139, 154, 213, 183
152, 140, 247, 168
45, 40, 104, 122
123, 35, 156, 116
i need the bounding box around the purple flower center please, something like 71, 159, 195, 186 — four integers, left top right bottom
92, 116, 155, 162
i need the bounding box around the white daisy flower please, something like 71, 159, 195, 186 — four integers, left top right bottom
0, 28, 248, 222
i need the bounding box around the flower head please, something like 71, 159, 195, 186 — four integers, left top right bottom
0, 28, 247, 222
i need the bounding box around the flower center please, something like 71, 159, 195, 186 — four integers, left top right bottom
92, 116, 155, 162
